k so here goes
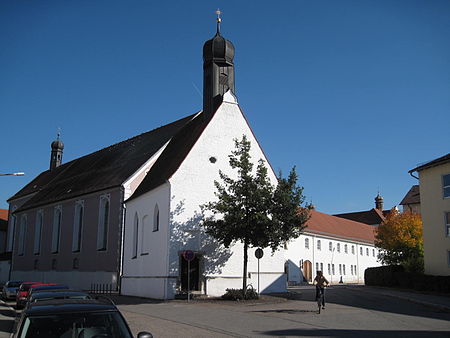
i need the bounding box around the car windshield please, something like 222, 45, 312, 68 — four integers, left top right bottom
7, 282, 22, 288
19, 311, 132, 338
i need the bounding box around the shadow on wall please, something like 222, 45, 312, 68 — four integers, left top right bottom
168, 199, 232, 285
285, 259, 307, 286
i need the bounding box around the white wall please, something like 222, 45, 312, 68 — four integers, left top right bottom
285, 233, 381, 285
121, 183, 171, 299
168, 95, 285, 297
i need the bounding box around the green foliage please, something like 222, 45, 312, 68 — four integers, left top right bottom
221, 288, 259, 301
202, 135, 309, 291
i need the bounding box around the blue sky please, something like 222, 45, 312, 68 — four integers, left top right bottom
1, 0, 449, 214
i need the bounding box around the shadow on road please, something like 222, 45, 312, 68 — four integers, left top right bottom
285, 286, 450, 322
258, 328, 450, 337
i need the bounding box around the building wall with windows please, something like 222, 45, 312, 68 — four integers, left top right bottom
10, 187, 123, 289
285, 210, 381, 285
414, 159, 450, 276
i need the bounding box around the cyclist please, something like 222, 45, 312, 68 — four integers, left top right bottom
313, 270, 329, 309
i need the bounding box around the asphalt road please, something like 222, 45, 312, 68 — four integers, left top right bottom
116, 285, 450, 338
1, 286, 449, 337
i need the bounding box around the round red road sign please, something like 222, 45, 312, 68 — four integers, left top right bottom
183, 250, 195, 261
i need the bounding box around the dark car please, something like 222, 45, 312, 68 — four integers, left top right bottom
13, 298, 153, 338
2, 280, 23, 300
28, 283, 69, 296
27, 290, 91, 307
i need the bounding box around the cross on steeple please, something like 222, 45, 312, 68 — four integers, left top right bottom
216, 9, 221, 34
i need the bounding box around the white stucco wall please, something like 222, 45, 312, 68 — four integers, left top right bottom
121, 183, 171, 299
167, 96, 285, 298
285, 233, 381, 285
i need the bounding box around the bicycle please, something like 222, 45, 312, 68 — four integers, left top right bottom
316, 287, 324, 314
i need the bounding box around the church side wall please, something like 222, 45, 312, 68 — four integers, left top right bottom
10, 187, 122, 290
121, 183, 171, 299
168, 100, 286, 298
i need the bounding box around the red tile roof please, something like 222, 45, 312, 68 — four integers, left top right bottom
0, 209, 7, 221
304, 209, 376, 244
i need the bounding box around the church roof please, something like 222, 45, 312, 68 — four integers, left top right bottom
399, 185, 420, 206
333, 208, 389, 226
305, 209, 375, 244
10, 112, 200, 212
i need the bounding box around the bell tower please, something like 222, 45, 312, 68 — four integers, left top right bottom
202, 10, 235, 117
50, 132, 64, 170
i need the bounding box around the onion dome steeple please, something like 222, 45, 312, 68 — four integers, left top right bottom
375, 192, 384, 211
50, 131, 64, 170
203, 10, 235, 117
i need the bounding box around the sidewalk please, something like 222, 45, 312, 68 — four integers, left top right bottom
344, 285, 450, 313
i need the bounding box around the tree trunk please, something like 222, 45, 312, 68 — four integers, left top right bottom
243, 240, 248, 296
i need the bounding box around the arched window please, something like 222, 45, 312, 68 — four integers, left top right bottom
34, 210, 43, 255
97, 195, 110, 250
141, 215, 149, 255
153, 204, 159, 232
132, 213, 139, 258
7, 206, 17, 252
52, 207, 62, 253
18, 215, 27, 256
72, 201, 84, 252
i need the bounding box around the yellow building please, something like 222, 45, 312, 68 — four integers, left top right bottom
409, 153, 450, 276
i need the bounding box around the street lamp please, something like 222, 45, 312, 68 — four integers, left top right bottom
0, 172, 25, 176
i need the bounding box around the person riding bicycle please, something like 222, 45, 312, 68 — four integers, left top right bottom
313, 270, 329, 309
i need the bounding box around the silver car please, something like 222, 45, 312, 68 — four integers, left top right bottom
2, 280, 23, 300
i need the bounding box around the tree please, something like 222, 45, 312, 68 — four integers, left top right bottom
201, 135, 310, 294
374, 209, 424, 272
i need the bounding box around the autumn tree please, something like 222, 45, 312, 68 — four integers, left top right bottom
201, 135, 310, 295
374, 209, 423, 272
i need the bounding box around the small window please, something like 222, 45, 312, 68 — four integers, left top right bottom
317, 240, 321, 251
446, 212, 450, 237
316, 262, 319, 272
443, 174, 450, 198
332, 264, 335, 275
97, 195, 110, 251
153, 204, 159, 232
351, 265, 353, 275
34, 210, 43, 255
344, 244, 348, 254
52, 207, 62, 253
343, 264, 346, 275
305, 238, 309, 249
372, 249, 375, 257
366, 248, 369, 256
18, 215, 27, 256
360, 247, 363, 255
329, 242, 333, 251
327, 264, 331, 275
320, 263, 323, 272
133, 213, 139, 258
141, 215, 149, 255
352, 245, 355, 255
337, 243, 341, 253
72, 201, 84, 252
339, 264, 342, 275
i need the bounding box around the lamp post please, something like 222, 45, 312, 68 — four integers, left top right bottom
0, 172, 25, 176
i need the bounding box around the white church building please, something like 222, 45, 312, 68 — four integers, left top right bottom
7, 17, 381, 299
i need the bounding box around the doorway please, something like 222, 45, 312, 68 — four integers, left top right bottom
180, 254, 200, 291
303, 260, 312, 283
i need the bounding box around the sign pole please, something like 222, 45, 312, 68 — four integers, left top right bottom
258, 256, 260, 295
187, 259, 190, 302
254, 248, 264, 296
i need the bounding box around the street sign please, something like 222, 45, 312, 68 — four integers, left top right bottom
255, 248, 264, 259
183, 250, 195, 261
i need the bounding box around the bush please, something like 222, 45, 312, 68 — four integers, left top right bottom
221, 288, 259, 301
365, 265, 450, 294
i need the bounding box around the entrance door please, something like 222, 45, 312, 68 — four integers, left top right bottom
303, 260, 312, 283
180, 255, 200, 291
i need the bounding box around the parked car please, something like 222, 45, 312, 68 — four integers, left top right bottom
13, 298, 153, 338
16, 282, 41, 309
26, 290, 91, 308
28, 283, 69, 295
2, 280, 23, 300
